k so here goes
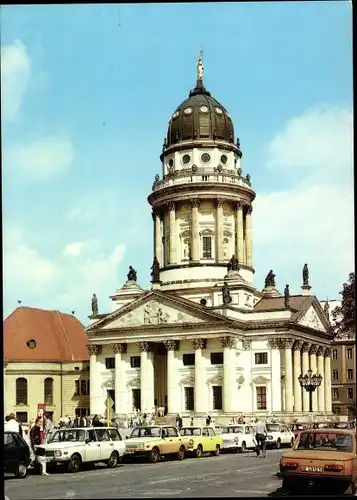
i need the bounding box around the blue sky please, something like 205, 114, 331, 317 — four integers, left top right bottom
2, 2, 353, 324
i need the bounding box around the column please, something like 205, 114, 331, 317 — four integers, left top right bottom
239, 340, 252, 413
268, 338, 282, 412
220, 337, 237, 413
152, 209, 162, 266
168, 202, 177, 264
280, 339, 294, 412
301, 343, 311, 412
216, 198, 225, 261
192, 339, 207, 414
309, 344, 318, 412
164, 340, 180, 414
324, 348, 332, 413
112, 343, 127, 416
317, 346, 326, 413
139, 342, 155, 413
245, 205, 253, 267
88, 344, 102, 415
236, 202, 244, 264
293, 341, 304, 412
190, 198, 200, 262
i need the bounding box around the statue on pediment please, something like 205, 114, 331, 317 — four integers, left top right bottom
222, 281, 232, 305
91, 293, 98, 315
227, 254, 239, 273
265, 270, 276, 288
151, 257, 160, 283
284, 284, 290, 308
127, 265, 137, 282
324, 300, 330, 318
302, 263, 309, 286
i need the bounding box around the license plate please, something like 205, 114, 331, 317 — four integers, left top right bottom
301, 466, 323, 472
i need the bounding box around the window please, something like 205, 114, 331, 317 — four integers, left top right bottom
4, 433, 17, 447
202, 236, 212, 258
16, 412, 28, 423
167, 427, 178, 437
130, 356, 141, 368
347, 348, 353, 359
74, 380, 90, 396
256, 386, 267, 410
255, 352, 268, 365
347, 369, 353, 380
184, 387, 194, 411
183, 353, 195, 366
332, 349, 338, 360
105, 357, 115, 369
212, 386, 223, 410
108, 428, 122, 441
44, 377, 53, 405
210, 352, 223, 365
16, 378, 28, 405
347, 388, 354, 399
132, 388, 141, 411
333, 370, 339, 380
333, 388, 339, 399
208, 428, 215, 436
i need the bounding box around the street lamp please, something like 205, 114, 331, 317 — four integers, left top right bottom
298, 369, 323, 413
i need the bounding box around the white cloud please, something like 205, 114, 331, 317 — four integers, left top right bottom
266, 106, 353, 176
1, 40, 31, 121
63, 242, 84, 256
7, 134, 74, 181
254, 105, 354, 299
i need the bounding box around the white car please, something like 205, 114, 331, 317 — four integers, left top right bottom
34, 427, 126, 473
219, 424, 256, 453
265, 423, 295, 449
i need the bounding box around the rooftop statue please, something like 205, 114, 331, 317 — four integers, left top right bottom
127, 265, 137, 282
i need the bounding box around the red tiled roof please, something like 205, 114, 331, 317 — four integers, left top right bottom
4, 307, 89, 362
254, 295, 308, 311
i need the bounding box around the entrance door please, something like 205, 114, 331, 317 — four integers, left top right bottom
154, 351, 167, 408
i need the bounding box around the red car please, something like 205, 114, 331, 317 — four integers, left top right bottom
290, 422, 312, 440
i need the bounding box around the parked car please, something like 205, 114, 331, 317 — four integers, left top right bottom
290, 422, 313, 440
179, 426, 223, 457
279, 428, 357, 495
219, 424, 256, 453
265, 423, 295, 449
4, 431, 31, 478
124, 426, 186, 463
34, 427, 125, 473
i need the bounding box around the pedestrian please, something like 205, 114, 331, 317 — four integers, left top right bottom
4, 413, 21, 433
190, 417, 194, 426
254, 417, 268, 458
141, 413, 147, 426
205, 414, 212, 426
30, 417, 48, 475
111, 418, 119, 430
175, 413, 183, 430
92, 414, 101, 427
43, 412, 54, 442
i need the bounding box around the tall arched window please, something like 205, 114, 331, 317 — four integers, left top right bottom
44, 378, 53, 405
16, 378, 28, 405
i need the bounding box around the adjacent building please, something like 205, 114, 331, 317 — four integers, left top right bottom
4, 307, 90, 423
86, 57, 335, 423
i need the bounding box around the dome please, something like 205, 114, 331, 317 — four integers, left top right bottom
167, 80, 235, 147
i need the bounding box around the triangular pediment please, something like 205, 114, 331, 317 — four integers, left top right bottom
297, 305, 326, 333
86, 291, 227, 331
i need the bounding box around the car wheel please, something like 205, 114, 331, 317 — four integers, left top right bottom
107, 451, 119, 468
290, 438, 295, 447
195, 445, 203, 458
149, 447, 160, 464
15, 460, 28, 478
177, 446, 185, 460
276, 439, 281, 449
238, 441, 246, 453
212, 444, 220, 456
68, 454, 81, 473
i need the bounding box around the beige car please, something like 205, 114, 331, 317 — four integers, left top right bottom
124, 426, 186, 463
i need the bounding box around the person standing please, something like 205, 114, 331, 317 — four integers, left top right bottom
4, 413, 20, 433
176, 414, 183, 430
254, 417, 268, 458
206, 414, 212, 426
30, 417, 48, 475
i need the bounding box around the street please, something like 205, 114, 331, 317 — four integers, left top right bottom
5, 449, 286, 499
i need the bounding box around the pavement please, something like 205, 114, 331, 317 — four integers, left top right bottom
5, 448, 288, 499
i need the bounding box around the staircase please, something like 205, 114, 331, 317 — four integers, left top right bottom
155, 415, 175, 425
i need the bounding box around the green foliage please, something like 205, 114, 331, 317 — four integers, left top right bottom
331, 272, 355, 339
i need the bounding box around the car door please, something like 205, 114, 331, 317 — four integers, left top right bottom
207, 427, 216, 451
246, 426, 255, 448
202, 427, 211, 451
107, 428, 125, 457
84, 429, 101, 462
166, 427, 180, 453
281, 425, 289, 445
4, 432, 20, 471
95, 428, 113, 461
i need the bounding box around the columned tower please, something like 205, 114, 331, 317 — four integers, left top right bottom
148, 53, 256, 291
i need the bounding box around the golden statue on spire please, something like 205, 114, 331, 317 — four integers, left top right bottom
196, 46, 204, 82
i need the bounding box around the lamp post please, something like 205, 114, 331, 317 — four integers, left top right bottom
298, 369, 323, 413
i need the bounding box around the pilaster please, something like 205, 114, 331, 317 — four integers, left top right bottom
236, 202, 244, 264
216, 198, 225, 262
219, 336, 237, 413
280, 338, 294, 412
168, 201, 177, 264
139, 342, 154, 413
190, 198, 200, 262
164, 340, 180, 414
268, 337, 282, 412
87, 344, 103, 415
192, 339, 207, 413
111, 343, 127, 416
245, 205, 253, 267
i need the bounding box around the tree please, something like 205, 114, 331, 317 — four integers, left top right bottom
331, 272, 355, 339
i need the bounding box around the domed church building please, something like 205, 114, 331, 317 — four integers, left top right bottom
86, 54, 334, 423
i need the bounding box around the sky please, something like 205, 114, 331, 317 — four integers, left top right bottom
1, 2, 353, 325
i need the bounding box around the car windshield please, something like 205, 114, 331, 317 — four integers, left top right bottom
296, 432, 353, 452
48, 430, 85, 443
180, 427, 202, 436
222, 426, 243, 434
129, 427, 162, 438
314, 423, 330, 429
267, 424, 280, 432
292, 424, 309, 431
